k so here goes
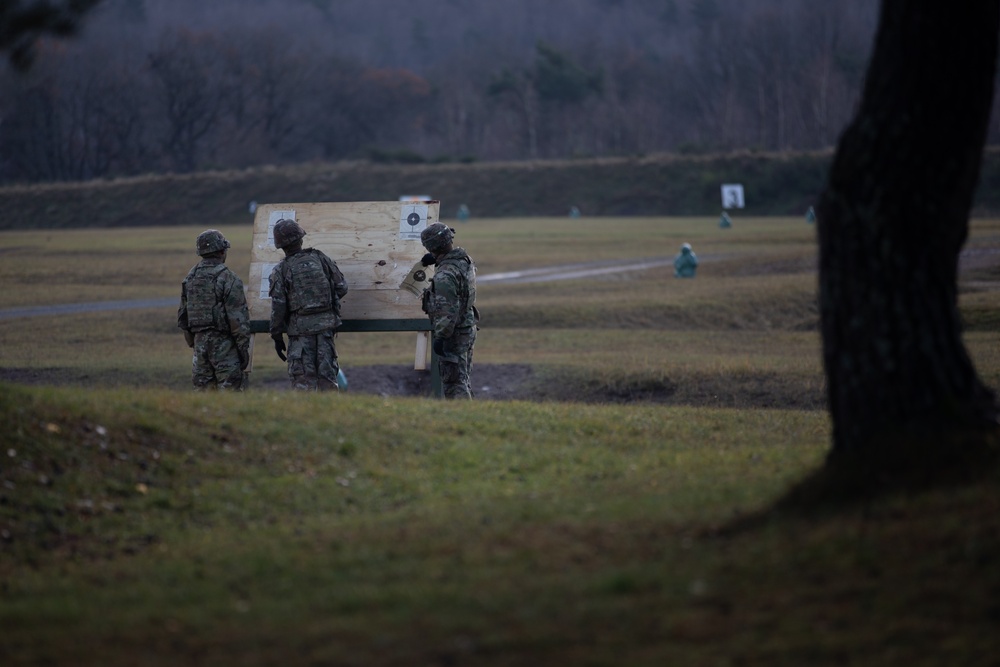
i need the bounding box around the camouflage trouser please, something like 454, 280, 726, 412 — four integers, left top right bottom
287, 330, 339, 391
438, 329, 475, 399
192, 330, 245, 391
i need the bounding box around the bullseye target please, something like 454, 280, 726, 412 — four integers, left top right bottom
399, 204, 430, 239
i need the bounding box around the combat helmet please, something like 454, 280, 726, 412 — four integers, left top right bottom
420, 223, 455, 253
273, 219, 306, 249
196, 229, 231, 256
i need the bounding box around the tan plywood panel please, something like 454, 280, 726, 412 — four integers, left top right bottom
248, 201, 439, 323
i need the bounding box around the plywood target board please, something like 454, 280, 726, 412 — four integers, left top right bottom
248, 201, 439, 323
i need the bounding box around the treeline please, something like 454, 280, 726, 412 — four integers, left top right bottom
0, 0, 974, 185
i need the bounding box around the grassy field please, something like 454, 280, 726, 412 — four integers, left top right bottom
2, 216, 1000, 665
2, 216, 999, 399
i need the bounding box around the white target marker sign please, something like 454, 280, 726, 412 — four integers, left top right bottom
399, 203, 429, 239
721, 184, 745, 209
266, 209, 296, 247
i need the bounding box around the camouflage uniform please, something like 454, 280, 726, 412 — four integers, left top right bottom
178, 254, 251, 391
423, 247, 478, 399
269, 248, 348, 391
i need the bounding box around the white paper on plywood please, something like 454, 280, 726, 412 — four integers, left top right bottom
399, 204, 429, 239
267, 210, 296, 247
258, 262, 279, 300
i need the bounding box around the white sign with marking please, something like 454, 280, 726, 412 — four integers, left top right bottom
399, 204, 429, 239
257, 262, 279, 300
267, 210, 296, 247
721, 184, 745, 209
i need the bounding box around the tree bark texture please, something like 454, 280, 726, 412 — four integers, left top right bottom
817, 0, 1000, 458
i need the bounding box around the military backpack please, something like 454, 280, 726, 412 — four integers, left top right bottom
282, 249, 336, 315
185, 263, 228, 330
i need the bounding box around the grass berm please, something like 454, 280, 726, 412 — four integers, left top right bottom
4, 148, 1000, 229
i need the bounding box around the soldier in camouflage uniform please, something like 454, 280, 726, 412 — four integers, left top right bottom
177, 229, 251, 390
268, 219, 348, 391
420, 222, 478, 399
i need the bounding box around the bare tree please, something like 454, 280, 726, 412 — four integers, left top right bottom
0, 75, 65, 180
0, 0, 895, 181
815, 0, 999, 487
487, 64, 541, 159
147, 30, 225, 172
211, 31, 318, 164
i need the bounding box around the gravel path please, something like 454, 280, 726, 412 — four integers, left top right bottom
4, 247, 994, 321
0, 297, 177, 321
478, 256, 674, 284
0, 257, 679, 320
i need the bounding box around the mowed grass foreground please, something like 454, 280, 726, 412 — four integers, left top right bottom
2, 385, 999, 666
1, 217, 1000, 664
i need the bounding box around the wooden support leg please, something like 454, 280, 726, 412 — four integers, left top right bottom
414, 331, 429, 371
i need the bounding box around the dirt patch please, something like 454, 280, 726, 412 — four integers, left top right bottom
257, 364, 824, 409
0, 363, 824, 409
373, 363, 533, 400
258, 363, 536, 400
0, 367, 93, 386
0, 364, 539, 401
527, 370, 825, 410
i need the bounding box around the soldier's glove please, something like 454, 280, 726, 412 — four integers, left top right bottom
183, 330, 195, 348
272, 334, 287, 362
432, 337, 446, 357
421, 252, 436, 267
238, 346, 250, 370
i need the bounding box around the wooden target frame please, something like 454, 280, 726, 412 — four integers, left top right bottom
246, 201, 441, 390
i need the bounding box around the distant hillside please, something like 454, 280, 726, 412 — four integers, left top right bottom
1, 149, 999, 229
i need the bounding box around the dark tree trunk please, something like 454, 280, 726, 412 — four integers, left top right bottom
816, 1, 1000, 462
